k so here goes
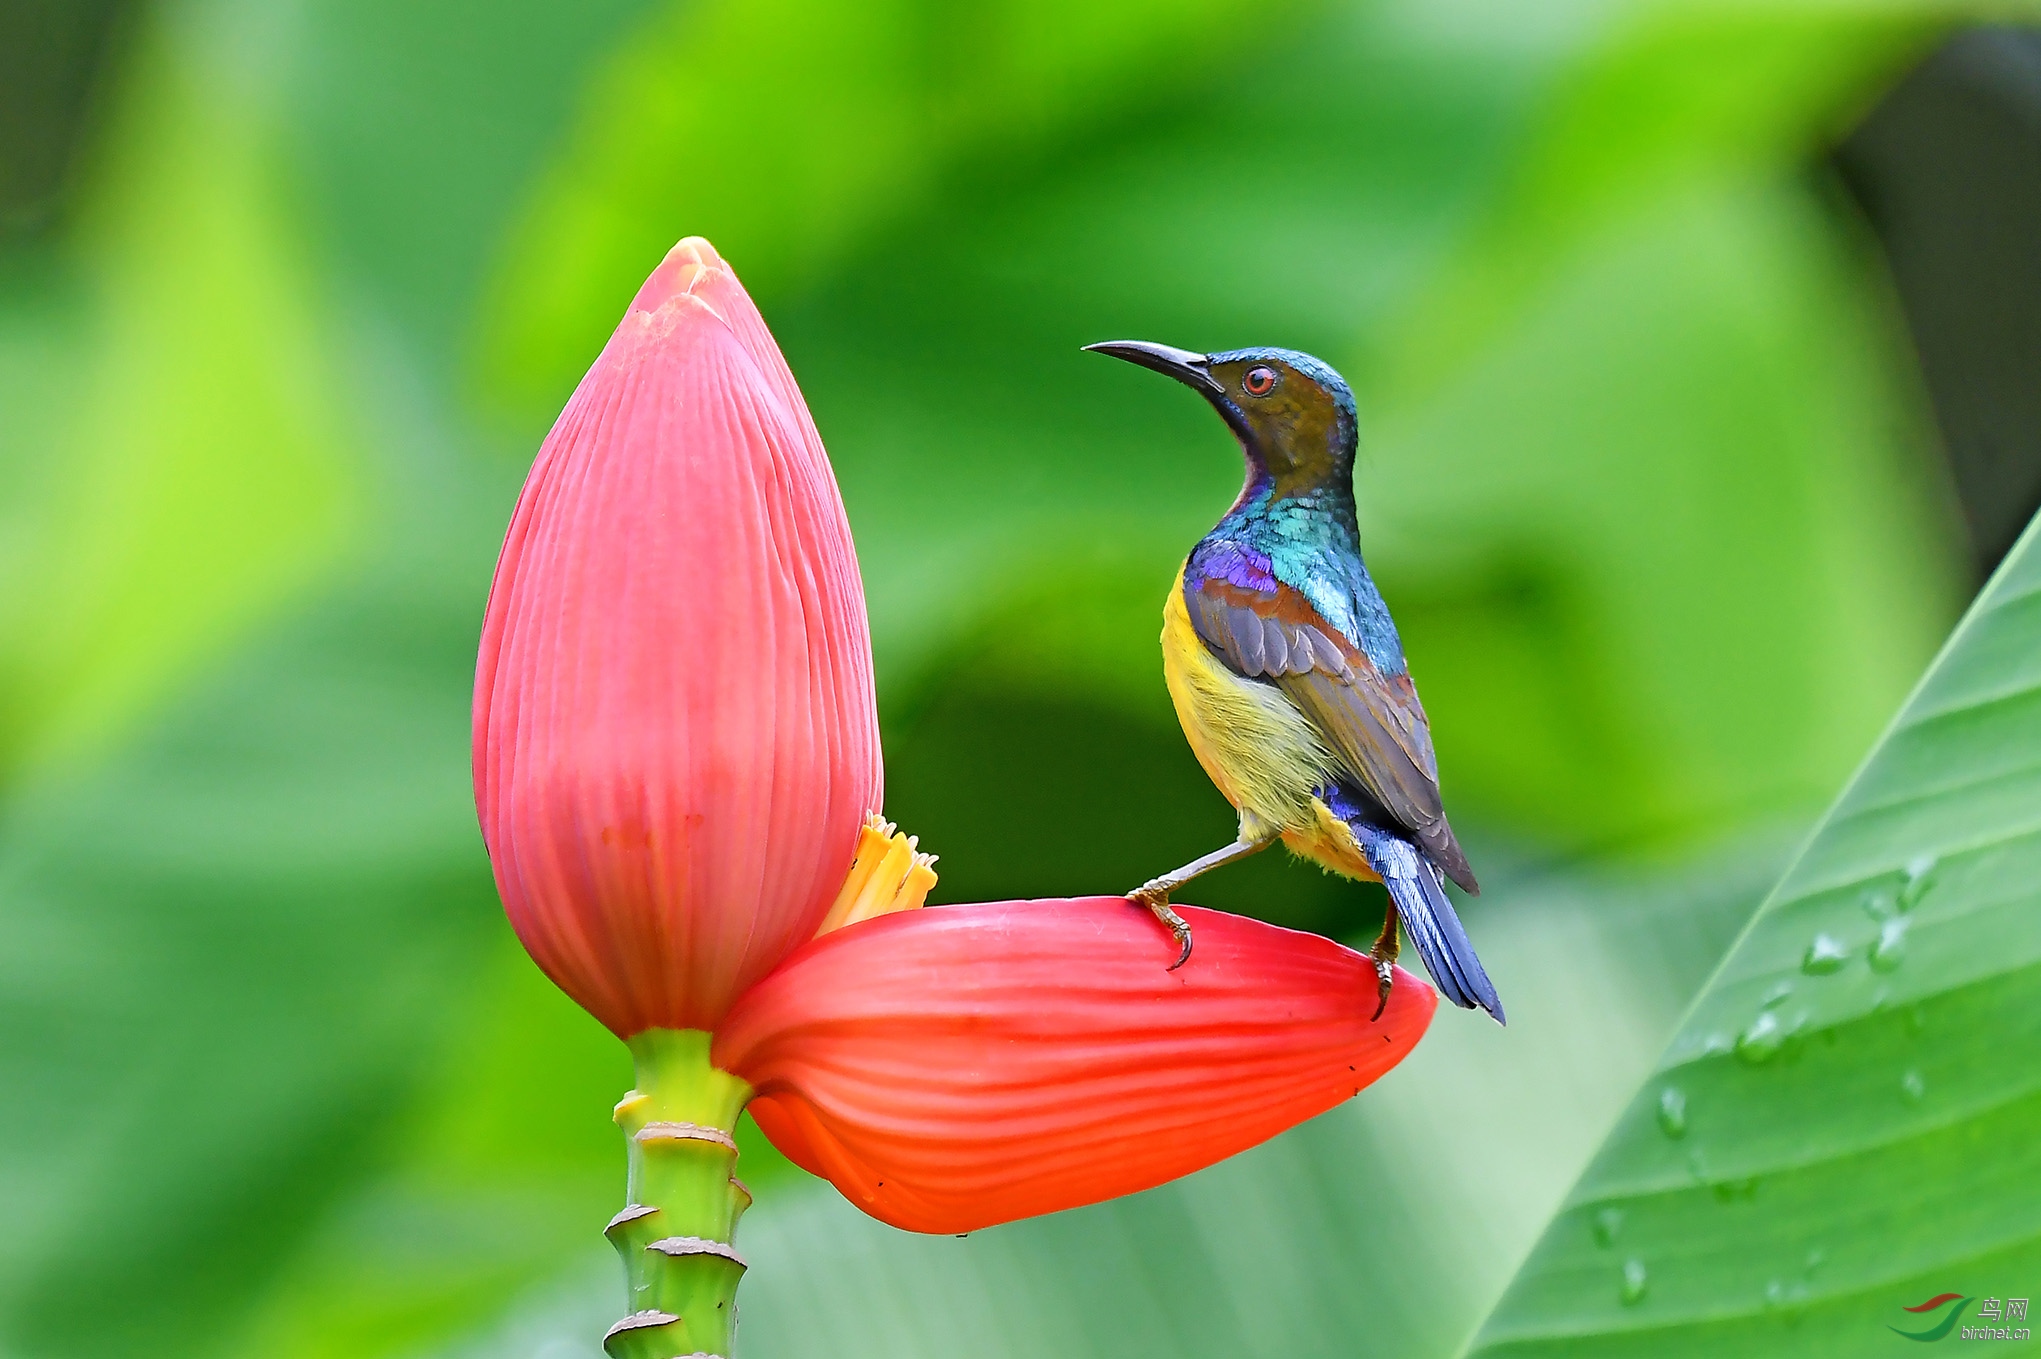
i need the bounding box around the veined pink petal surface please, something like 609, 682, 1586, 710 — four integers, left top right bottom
715, 898, 1436, 1234
474, 239, 881, 1037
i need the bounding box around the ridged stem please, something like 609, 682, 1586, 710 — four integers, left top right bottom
603, 1029, 755, 1359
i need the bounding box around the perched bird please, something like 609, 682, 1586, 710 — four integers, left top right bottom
1086, 340, 1503, 1024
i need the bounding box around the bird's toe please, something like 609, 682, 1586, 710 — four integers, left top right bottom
1126, 889, 1194, 970
1369, 956, 1394, 1021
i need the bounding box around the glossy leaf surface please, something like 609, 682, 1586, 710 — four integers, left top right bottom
1468, 514, 2041, 1357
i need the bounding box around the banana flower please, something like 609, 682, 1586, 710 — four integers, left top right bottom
473, 239, 1435, 1359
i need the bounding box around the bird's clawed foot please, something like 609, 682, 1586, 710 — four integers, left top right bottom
1128, 885, 1194, 970
1368, 953, 1395, 1021
1369, 907, 1400, 1021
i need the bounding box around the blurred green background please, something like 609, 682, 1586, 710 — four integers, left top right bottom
4, 0, 2039, 1355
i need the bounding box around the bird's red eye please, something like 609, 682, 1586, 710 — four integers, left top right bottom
1243, 366, 1277, 396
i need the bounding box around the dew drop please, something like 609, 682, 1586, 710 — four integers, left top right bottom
1736, 1010, 1784, 1064
1861, 887, 1898, 921
1657, 1086, 1688, 1139
1711, 1176, 1759, 1203
1760, 980, 1794, 1008
1593, 1206, 1625, 1247
1900, 1069, 1926, 1104
1870, 917, 1908, 973
1621, 1258, 1649, 1305
1766, 1277, 1810, 1324
1805, 1246, 1826, 1273
1900, 854, 1938, 908
1907, 1002, 1928, 1035
1801, 934, 1849, 975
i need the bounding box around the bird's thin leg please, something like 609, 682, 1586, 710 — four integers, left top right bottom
1128, 836, 1277, 970
1369, 900, 1401, 1021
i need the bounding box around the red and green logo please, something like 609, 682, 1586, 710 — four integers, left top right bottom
1890, 1293, 1973, 1342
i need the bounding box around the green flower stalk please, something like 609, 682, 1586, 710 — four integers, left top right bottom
602, 1032, 752, 1358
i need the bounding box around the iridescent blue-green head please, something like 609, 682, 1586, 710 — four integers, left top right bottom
1084, 341, 1358, 491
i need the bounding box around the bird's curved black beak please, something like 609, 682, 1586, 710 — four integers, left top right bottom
1083, 340, 1222, 396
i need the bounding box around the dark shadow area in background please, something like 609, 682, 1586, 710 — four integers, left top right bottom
1837, 24, 2041, 580
884, 686, 1369, 941
0, 0, 133, 235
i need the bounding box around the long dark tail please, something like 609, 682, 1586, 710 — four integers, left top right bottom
1354, 823, 1505, 1024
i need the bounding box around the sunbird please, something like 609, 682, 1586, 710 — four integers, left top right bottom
1086, 341, 1503, 1024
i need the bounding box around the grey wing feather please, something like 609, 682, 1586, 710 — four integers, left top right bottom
1229, 604, 1265, 671
1281, 667, 1476, 893
1261, 615, 1290, 673
1183, 578, 1478, 893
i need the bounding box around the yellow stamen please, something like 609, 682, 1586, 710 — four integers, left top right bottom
815, 812, 939, 937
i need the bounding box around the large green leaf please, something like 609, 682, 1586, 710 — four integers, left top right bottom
1361, 175, 1958, 851
1377, 5, 1944, 399
1468, 511, 2041, 1357
0, 5, 357, 776
1347, 1, 1985, 851
285, 0, 660, 362
0, 6, 633, 1354
0, 473, 507, 1359
469, 0, 1328, 420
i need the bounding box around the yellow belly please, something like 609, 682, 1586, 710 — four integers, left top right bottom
1160, 566, 1375, 880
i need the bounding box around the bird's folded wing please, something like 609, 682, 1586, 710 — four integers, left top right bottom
1183, 574, 1478, 894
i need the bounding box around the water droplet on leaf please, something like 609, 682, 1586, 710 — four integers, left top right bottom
1593, 1206, 1625, 1247
1657, 1086, 1688, 1138
1766, 1278, 1810, 1324
1900, 854, 1937, 908
1737, 1010, 1784, 1064
1760, 980, 1793, 1008
1711, 1176, 1758, 1203
1621, 1258, 1648, 1305
1801, 934, 1849, 975
1900, 1069, 1925, 1104
1861, 887, 1898, 921
1870, 917, 1908, 973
